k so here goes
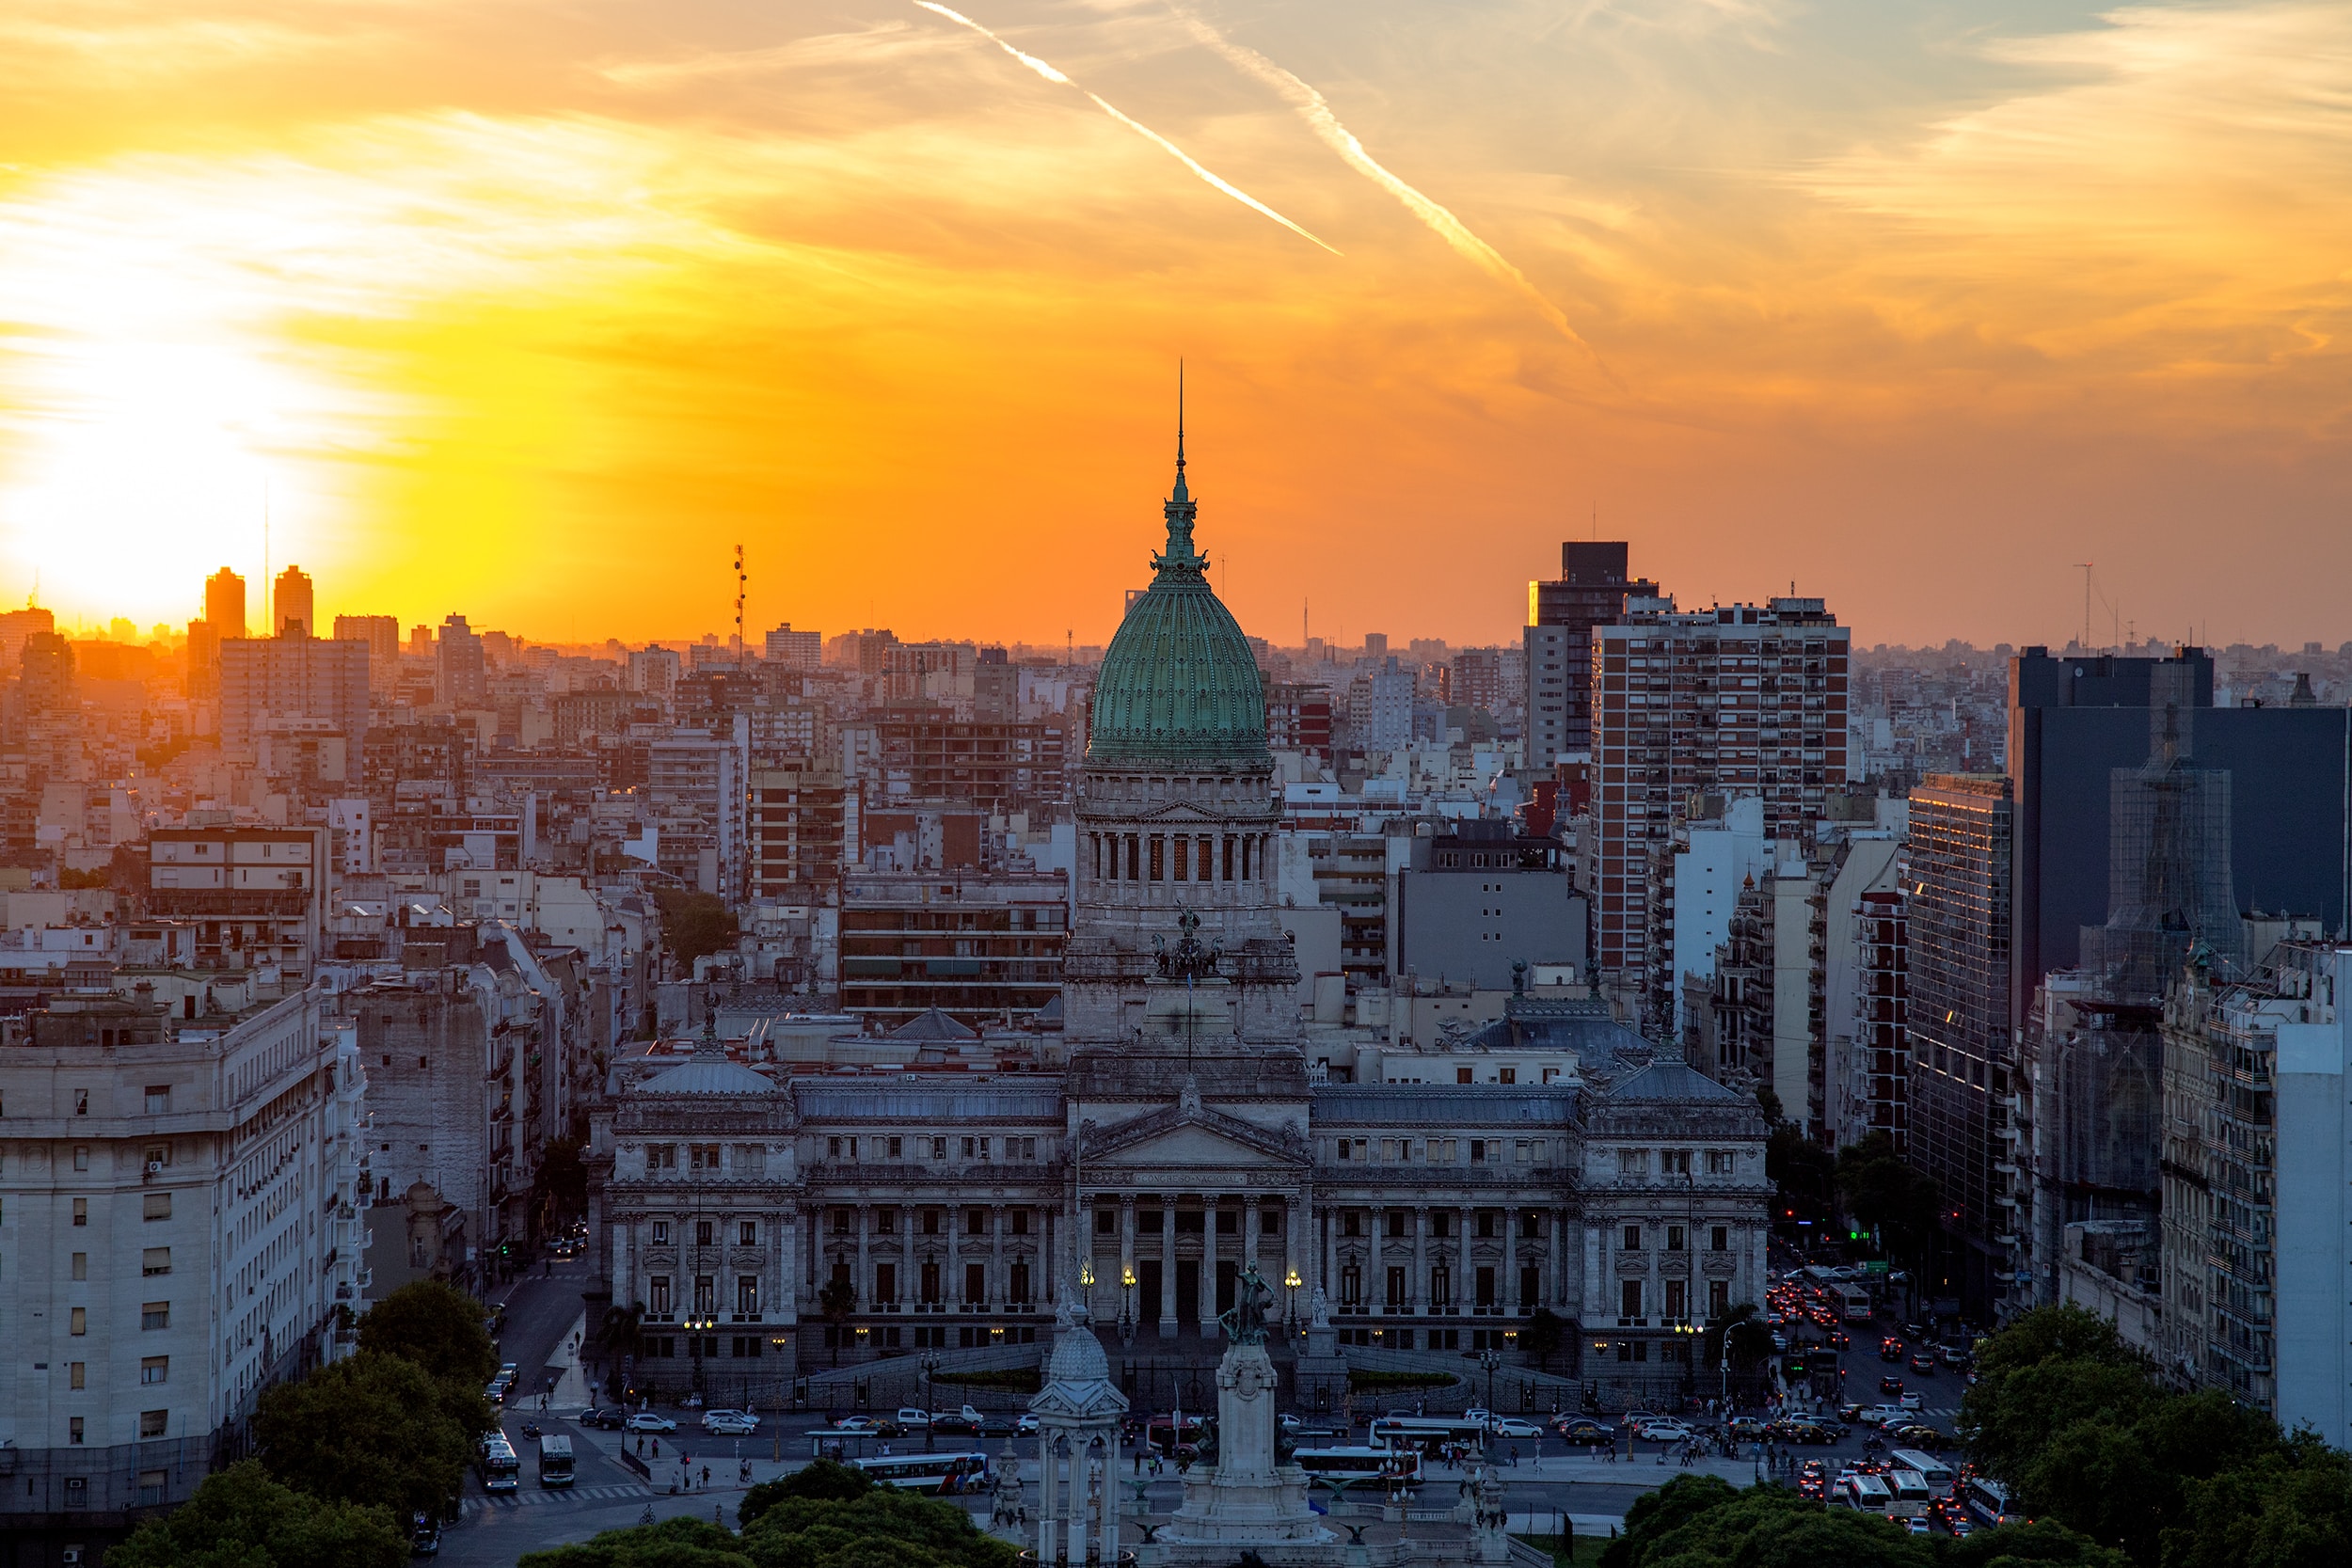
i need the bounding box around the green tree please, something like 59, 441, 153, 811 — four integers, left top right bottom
1597, 1474, 2124, 1568
818, 1276, 857, 1368
657, 890, 739, 967
1522, 1307, 1566, 1372
358, 1277, 499, 1386
1703, 1302, 1776, 1372
2170, 1439, 2352, 1568
109, 1460, 406, 1568
739, 1487, 1020, 1568
1767, 1125, 1837, 1227
534, 1135, 590, 1225
519, 1516, 755, 1568
1836, 1132, 1942, 1268
739, 1458, 873, 1528
254, 1352, 486, 1516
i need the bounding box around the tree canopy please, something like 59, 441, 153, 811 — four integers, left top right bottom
357, 1277, 499, 1386
254, 1351, 486, 1516
108, 1461, 406, 1568
520, 1480, 1018, 1568
656, 889, 739, 967
1597, 1475, 2125, 1568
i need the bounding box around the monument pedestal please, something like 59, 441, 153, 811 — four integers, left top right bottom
1160, 1342, 1328, 1548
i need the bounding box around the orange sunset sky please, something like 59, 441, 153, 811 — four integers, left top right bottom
1, 1, 2347, 651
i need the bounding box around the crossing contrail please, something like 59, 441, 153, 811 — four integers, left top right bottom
913, 2, 1339, 255
1182, 14, 1607, 371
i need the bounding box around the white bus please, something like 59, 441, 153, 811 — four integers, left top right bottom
1367, 1416, 1487, 1451
1294, 1447, 1424, 1490
536, 1434, 575, 1489
477, 1435, 520, 1494
1964, 1475, 2023, 1528
1836, 1284, 1875, 1323
854, 1450, 992, 1496
1889, 1450, 1954, 1493
1884, 1469, 1933, 1519
1837, 1473, 1893, 1515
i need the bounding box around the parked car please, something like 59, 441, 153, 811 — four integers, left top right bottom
409, 1512, 442, 1557
1488, 1418, 1544, 1440
1635, 1419, 1694, 1445
626, 1413, 678, 1433
930, 1415, 979, 1436
1552, 1418, 1616, 1447
978, 1415, 1020, 1439
702, 1409, 760, 1435
579, 1407, 627, 1430
895, 1408, 933, 1430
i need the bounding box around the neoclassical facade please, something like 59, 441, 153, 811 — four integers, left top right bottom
592, 443, 1771, 1404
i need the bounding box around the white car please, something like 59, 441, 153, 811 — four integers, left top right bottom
1636, 1419, 1694, 1445
1488, 1418, 1544, 1440
1017, 1414, 1040, 1435
625, 1413, 677, 1433
702, 1409, 759, 1434
895, 1407, 932, 1430
1899, 1392, 1925, 1412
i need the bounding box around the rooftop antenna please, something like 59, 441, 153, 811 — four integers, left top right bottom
733, 544, 747, 668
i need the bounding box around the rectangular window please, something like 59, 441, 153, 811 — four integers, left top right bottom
1664, 1279, 1687, 1321
827, 1137, 842, 1158
1666, 1226, 1685, 1252
1708, 1150, 1735, 1175
1498, 1068, 1516, 1085
140, 1410, 167, 1438
143, 1247, 171, 1276
1710, 1225, 1729, 1253
1621, 1224, 1642, 1251
145, 1085, 171, 1114
739, 1221, 758, 1245
887, 1136, 902, 1158
1709, 1279, 1731, 1317
72, 1252, 87, 1281
139, 1467, 167, 1504
1519, 1264, 1540, 1310
1149, 836, 1164, 881
648, 1145, 677, 1170
930, 1136, 946, 1159
1093, 1207, 1115, 1234
1470, 1139, 1486, 1163
1260, 1208, 1279, 1235
737, 1276, 758, 1314
652, 1221, 670, 1244
1521, 1212, 1541, 1239
1456, 1067, 1472, 1084
650, 1276, 672, 1315
696, 1220, 714, 1246
70, 1417, 85, 1445
142, 1302, 169, 1330
1620, 1279, 1643, 1319
1386, 1266, 1406, 1308
70, 1361, 86, 1388
875, 1262, 896, 1301
141, 1356, 168, 1386
144, 1193, 171, 1221
693, 1275, 715, 1314
73, 1146, 89, 1171
1617, 1149, 1647, 1176
145, 1144, 170, 1168
1387, 1211, 1407, 1239
73, 1197, 87, 1226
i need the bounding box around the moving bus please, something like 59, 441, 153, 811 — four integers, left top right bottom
1837, 1473, 1893, 1515
536, 1434, 575, 1489
1889, 1450, 1955, 1493
1836, 1284, 1875, 1323
1366, 1416, 1488, 1453
1964, 1475, 2023, 1528
1884, 1469, 1933, 1520
854, 1450, 992, 1496
1293, 1447, 1425, 1490
477, 1435, 520, 1494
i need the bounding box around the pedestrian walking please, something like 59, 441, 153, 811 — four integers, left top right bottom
701, 1465, 710, 1490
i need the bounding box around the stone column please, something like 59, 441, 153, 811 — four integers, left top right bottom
1243, 1195, 1261, 1271
855, 1207, 871, 1316
990, 1204, 1006, 1313
1402, 1212, 1421, 1316
1503, 1206, 1518, 1314
1119, 1196, 1136, 1326
898, 1205, 916, 1311
1200, 1198, 1219, 1338
1552, 1209, 1566, 1310
1159, 1202, 1177, 1335
1036, 1433, 1057, 1565
1457, 1204, 1472, 1311
946, 1200, 961, 1311
1370, 1204, 1387, 1312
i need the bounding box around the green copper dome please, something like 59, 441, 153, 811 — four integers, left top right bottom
1088, 436, 1268, 766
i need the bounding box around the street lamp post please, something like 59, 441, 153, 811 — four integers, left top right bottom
920, 1353, 940, 1453
1477, 1350, 1500, 1422
1120, 1264, 1136, 1345
1284, 1266, 1302, 1329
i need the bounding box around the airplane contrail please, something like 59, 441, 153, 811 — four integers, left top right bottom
913, 2, 1339, 255
1181, 13, 1608, 372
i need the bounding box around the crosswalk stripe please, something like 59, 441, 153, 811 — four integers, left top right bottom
462, 1482, 653, 1513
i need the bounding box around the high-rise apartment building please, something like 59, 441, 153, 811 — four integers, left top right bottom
218, 633, 369, 755
748, 760, 850, 902
1449, 647, 1505, 716
333, 614, 403, 692
272, 565, 313, 638
144, 826, 331, 984
0, 989, 366, 1532
1903, 773, 2014, 1314
1525, 542, 1660, 766
203, 568, 246, 640
1588, 597, 1850, 985
764, 624, 822, 672
435, 614, 486, 707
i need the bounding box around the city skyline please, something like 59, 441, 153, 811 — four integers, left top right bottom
2, 2, 2347, 649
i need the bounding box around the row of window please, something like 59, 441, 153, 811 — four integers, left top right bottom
56, 1302, 169, 1336
1092, 1206, 1280, 1236
643, 1143, 769, 1174
822, 1135, 1040, 1163
1618, 1222, 1734, 1253
829, 1206, 1034, 1237
1335, 1262, 1542, 1308
648, 1219, 763, 1247
65, 1251, 172, 1279
1614, 1148, 1740, 1176
66, 1412, 172, 1445
1332, 1136, 1552, 1164
1335, 1210, 1539, 1240
647, 1275, 761, 1316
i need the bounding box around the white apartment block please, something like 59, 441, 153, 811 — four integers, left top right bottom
0, 987, 366, 1520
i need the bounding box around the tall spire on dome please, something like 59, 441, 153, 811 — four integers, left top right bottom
1158, 361, 1203, 573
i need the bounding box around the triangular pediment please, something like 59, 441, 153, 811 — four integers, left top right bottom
1082, 1099, 1308, 1169
1131, 800, 1239, 825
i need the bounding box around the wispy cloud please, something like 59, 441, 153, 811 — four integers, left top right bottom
1181, 11, 1608, 377
911, 2, 1339, 255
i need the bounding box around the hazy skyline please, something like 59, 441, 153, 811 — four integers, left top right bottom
3, 1, 2346, 650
